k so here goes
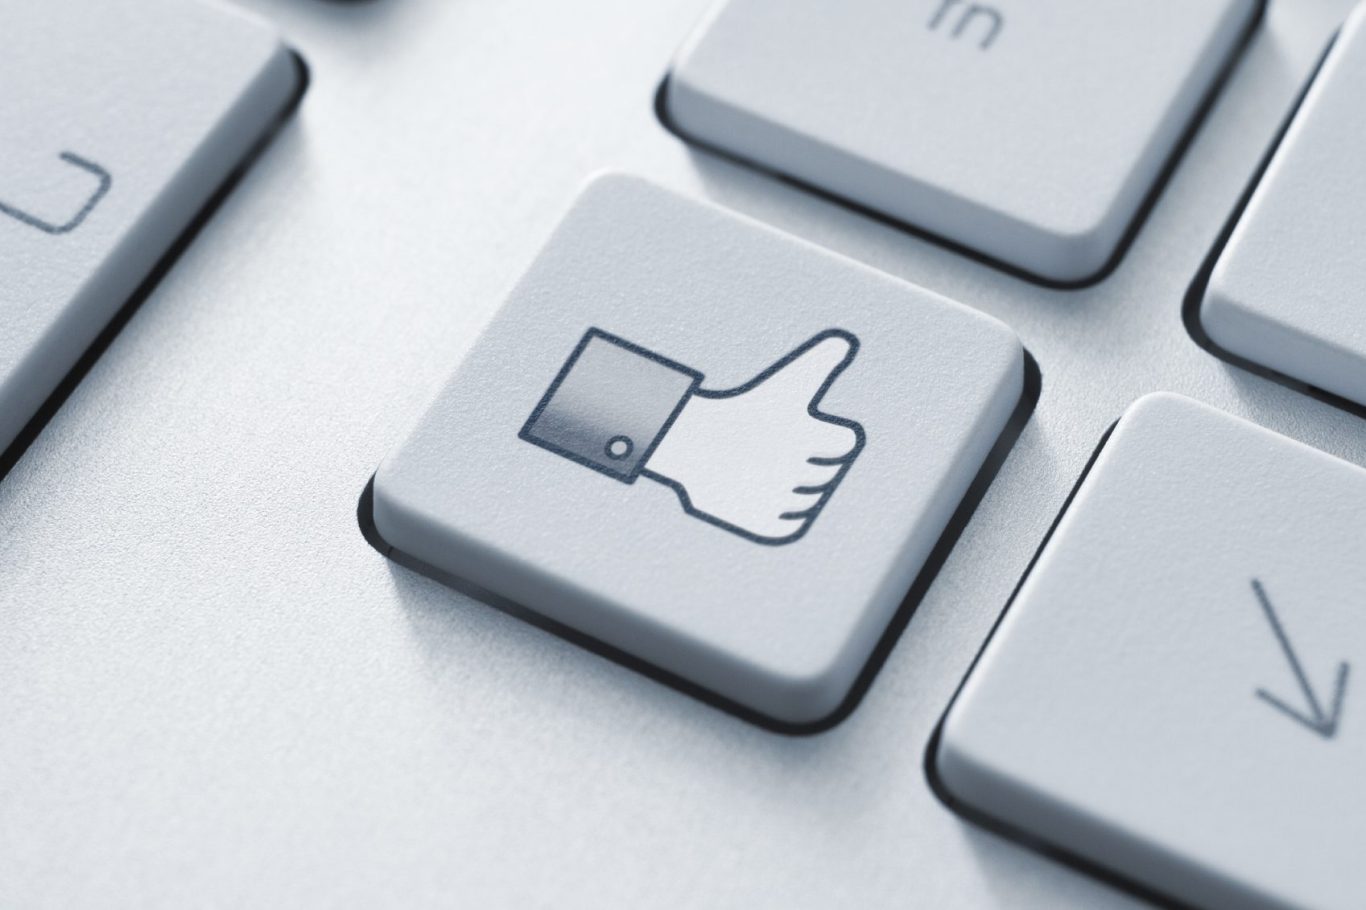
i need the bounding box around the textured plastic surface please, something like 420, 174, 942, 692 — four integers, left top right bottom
666, 0, 1259, 282
0, 0, 1361, 907
938, 394, 1366, 910
0, 0, 298, 451
373, 175, 1023, 725
1203, 4, 1366, 408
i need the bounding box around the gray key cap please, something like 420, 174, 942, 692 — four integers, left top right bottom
0, 0, 300, 454
936, 393, 1366, 910
665, 0, 1259, 284
1202, 3, 1366, 408
373, 174, 1025, 725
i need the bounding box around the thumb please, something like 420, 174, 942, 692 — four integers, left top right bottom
760, 331, 857, 404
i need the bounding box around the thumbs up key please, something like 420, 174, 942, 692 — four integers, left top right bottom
372, 175, 1026, 726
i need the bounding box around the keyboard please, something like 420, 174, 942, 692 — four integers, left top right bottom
3, 0, 1362, 907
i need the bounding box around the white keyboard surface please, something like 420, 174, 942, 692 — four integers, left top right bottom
3, 0, 1365, 908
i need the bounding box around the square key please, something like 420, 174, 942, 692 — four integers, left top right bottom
373, 175, 1024, 726
935, 394, 1366, 909
0, 0, 300, 452
1201, 4, 1366, 408
665, 0, 1260, 284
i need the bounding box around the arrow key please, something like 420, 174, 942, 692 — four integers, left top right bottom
934, 393, 1365, 910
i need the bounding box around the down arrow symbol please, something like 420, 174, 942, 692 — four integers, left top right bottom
1250, 579, 1350, 740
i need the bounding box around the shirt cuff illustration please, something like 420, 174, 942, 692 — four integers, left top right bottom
520, 329, 701, 482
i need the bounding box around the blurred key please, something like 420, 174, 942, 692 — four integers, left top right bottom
0, 0, 301, 454
666, 0, 1260, 283
1202, 4, 1366, 409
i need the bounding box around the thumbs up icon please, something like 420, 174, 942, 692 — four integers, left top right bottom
520, 328, 865, 545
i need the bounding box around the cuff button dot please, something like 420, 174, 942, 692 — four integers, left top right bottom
605, 435, 634, 460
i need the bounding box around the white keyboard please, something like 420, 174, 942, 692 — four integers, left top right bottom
4, 1, 1365, 908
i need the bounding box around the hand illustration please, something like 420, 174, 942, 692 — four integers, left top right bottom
520, 328, 865, 545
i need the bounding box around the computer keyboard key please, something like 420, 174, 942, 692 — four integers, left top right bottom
935, 393, 1366, 910
665, 0, 1260, 284
1202, 4, 1366, 409
373, 174, 1025, 726
0, 0, 300, 454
